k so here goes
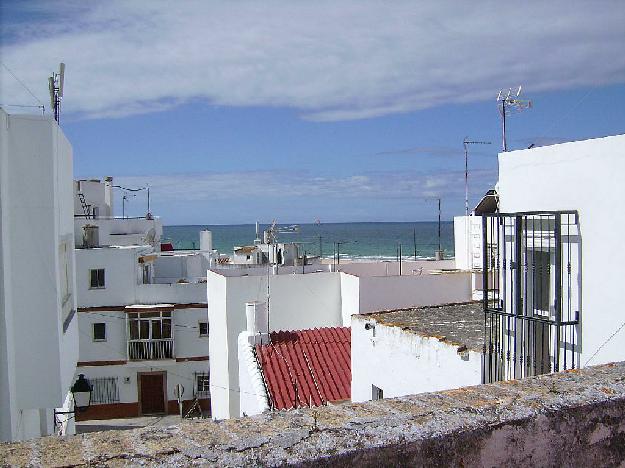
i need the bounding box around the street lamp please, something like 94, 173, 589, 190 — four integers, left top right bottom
54, 374, 93, 428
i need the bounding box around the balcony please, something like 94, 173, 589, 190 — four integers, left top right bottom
127, 338, 174, 360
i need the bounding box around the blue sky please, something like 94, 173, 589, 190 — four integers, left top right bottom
2, 1, 625, 224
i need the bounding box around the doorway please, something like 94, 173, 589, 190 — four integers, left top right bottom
138, 372, 167, 415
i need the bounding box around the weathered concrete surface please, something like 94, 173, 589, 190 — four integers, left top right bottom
2, 362, 625, 467
359, 301, 486, 352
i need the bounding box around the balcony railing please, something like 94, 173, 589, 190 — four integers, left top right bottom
128, 339, 174, 360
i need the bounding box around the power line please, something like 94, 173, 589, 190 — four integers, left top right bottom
584, 320, 625, 367
1, 61, 45, 109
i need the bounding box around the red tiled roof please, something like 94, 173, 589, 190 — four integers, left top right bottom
255, 327, 351, 410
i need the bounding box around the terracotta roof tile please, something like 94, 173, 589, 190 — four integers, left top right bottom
255, 327, 351, 410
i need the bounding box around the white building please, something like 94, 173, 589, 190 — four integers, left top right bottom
73, 180, 211, 420
0, 110, 78, 441
208, 259, 471, 419
480, 134, 625, 381
351, 302, 483, 402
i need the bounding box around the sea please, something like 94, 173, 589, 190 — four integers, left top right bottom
163, 222, 455, 260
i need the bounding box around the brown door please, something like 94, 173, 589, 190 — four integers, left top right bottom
138, 372, 166, 415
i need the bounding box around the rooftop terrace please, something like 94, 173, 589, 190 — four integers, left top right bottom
356, 301, 485, 352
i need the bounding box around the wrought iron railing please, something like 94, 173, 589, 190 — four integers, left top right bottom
128, 338, 174, 360
90, 377, 120, 405
482, 211, 580, 383
194, 372, 211, 399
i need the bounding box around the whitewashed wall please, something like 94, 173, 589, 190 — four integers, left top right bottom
237, 332, 270, 417
358, 273, 471, 313
497, 134, 625, 367
339, 273, 360, 326
0, 111, 78, 441
338, 259, 455, 277
351, 315, 482, 402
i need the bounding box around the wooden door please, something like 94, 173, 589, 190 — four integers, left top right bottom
138, 372, 166, 415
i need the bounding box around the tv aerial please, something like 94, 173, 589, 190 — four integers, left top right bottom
48, 62, 65, 123
496, 86, 531, 152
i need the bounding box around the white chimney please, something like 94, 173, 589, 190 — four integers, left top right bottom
245, 301, 269, 346
200, 230, 213, 251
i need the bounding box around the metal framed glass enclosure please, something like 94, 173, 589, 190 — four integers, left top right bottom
482, 211, 581, 383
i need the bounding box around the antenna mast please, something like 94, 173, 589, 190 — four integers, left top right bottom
463, 138, 492, 216
48, 63, 65, 123
496, 86, 531, 152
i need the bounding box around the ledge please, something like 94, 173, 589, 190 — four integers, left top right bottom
2, 362, 625, 466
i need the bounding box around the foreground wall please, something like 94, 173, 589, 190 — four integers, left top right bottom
3, 362, 624, 466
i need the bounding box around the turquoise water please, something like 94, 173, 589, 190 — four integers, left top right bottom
163, 222, 454, 259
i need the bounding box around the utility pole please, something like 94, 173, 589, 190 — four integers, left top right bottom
463, 138, 492, 216
437, 198, 441, 253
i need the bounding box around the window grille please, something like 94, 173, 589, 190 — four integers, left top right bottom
90, 377, 120, 405
194, 372, 210, 399
482, 211, 580, 383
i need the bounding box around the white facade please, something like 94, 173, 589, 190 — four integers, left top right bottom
74, 179, 210, 419
0, 111, 78, 441
351, 313, 482, 402
496, 134, 625, 368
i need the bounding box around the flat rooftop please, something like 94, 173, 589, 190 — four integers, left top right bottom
356, 301, 485, 352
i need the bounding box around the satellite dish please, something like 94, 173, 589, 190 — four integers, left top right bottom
58, 63, 65, 97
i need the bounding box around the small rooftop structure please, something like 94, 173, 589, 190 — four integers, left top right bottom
255, 327, 351, 410
359, 301, 485, 352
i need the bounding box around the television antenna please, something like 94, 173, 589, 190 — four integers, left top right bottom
48, 63, 65, 123
463, 138, 491, 216
496, 86, 531, 152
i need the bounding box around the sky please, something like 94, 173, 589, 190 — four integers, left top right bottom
2, 1, 625, 224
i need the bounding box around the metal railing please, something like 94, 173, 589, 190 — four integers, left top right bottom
128, 338, 174, 360
194, 372, 211, 399
482, 211, 580, 383
90, 377, 120, 405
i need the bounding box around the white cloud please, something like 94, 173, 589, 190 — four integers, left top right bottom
2, 1, 624, 121
116, 168, 495, 201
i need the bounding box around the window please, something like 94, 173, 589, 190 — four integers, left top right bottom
90, 377, 120, 404
142, 265, 151, 284
128, 311, 172, 340
199, 322, 209, 337
93, 322, 106, 341
372, 385, 383, 401
89, 268, 105, 289
195, 372, 210, 398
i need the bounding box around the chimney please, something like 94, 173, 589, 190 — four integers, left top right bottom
245, 301, 269, 346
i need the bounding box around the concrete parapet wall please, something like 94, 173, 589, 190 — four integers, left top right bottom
2, 362, 625, 466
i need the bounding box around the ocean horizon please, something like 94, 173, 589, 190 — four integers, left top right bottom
163, 221, 455, 260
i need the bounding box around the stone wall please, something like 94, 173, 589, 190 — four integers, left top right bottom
2, 362, 625, 466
